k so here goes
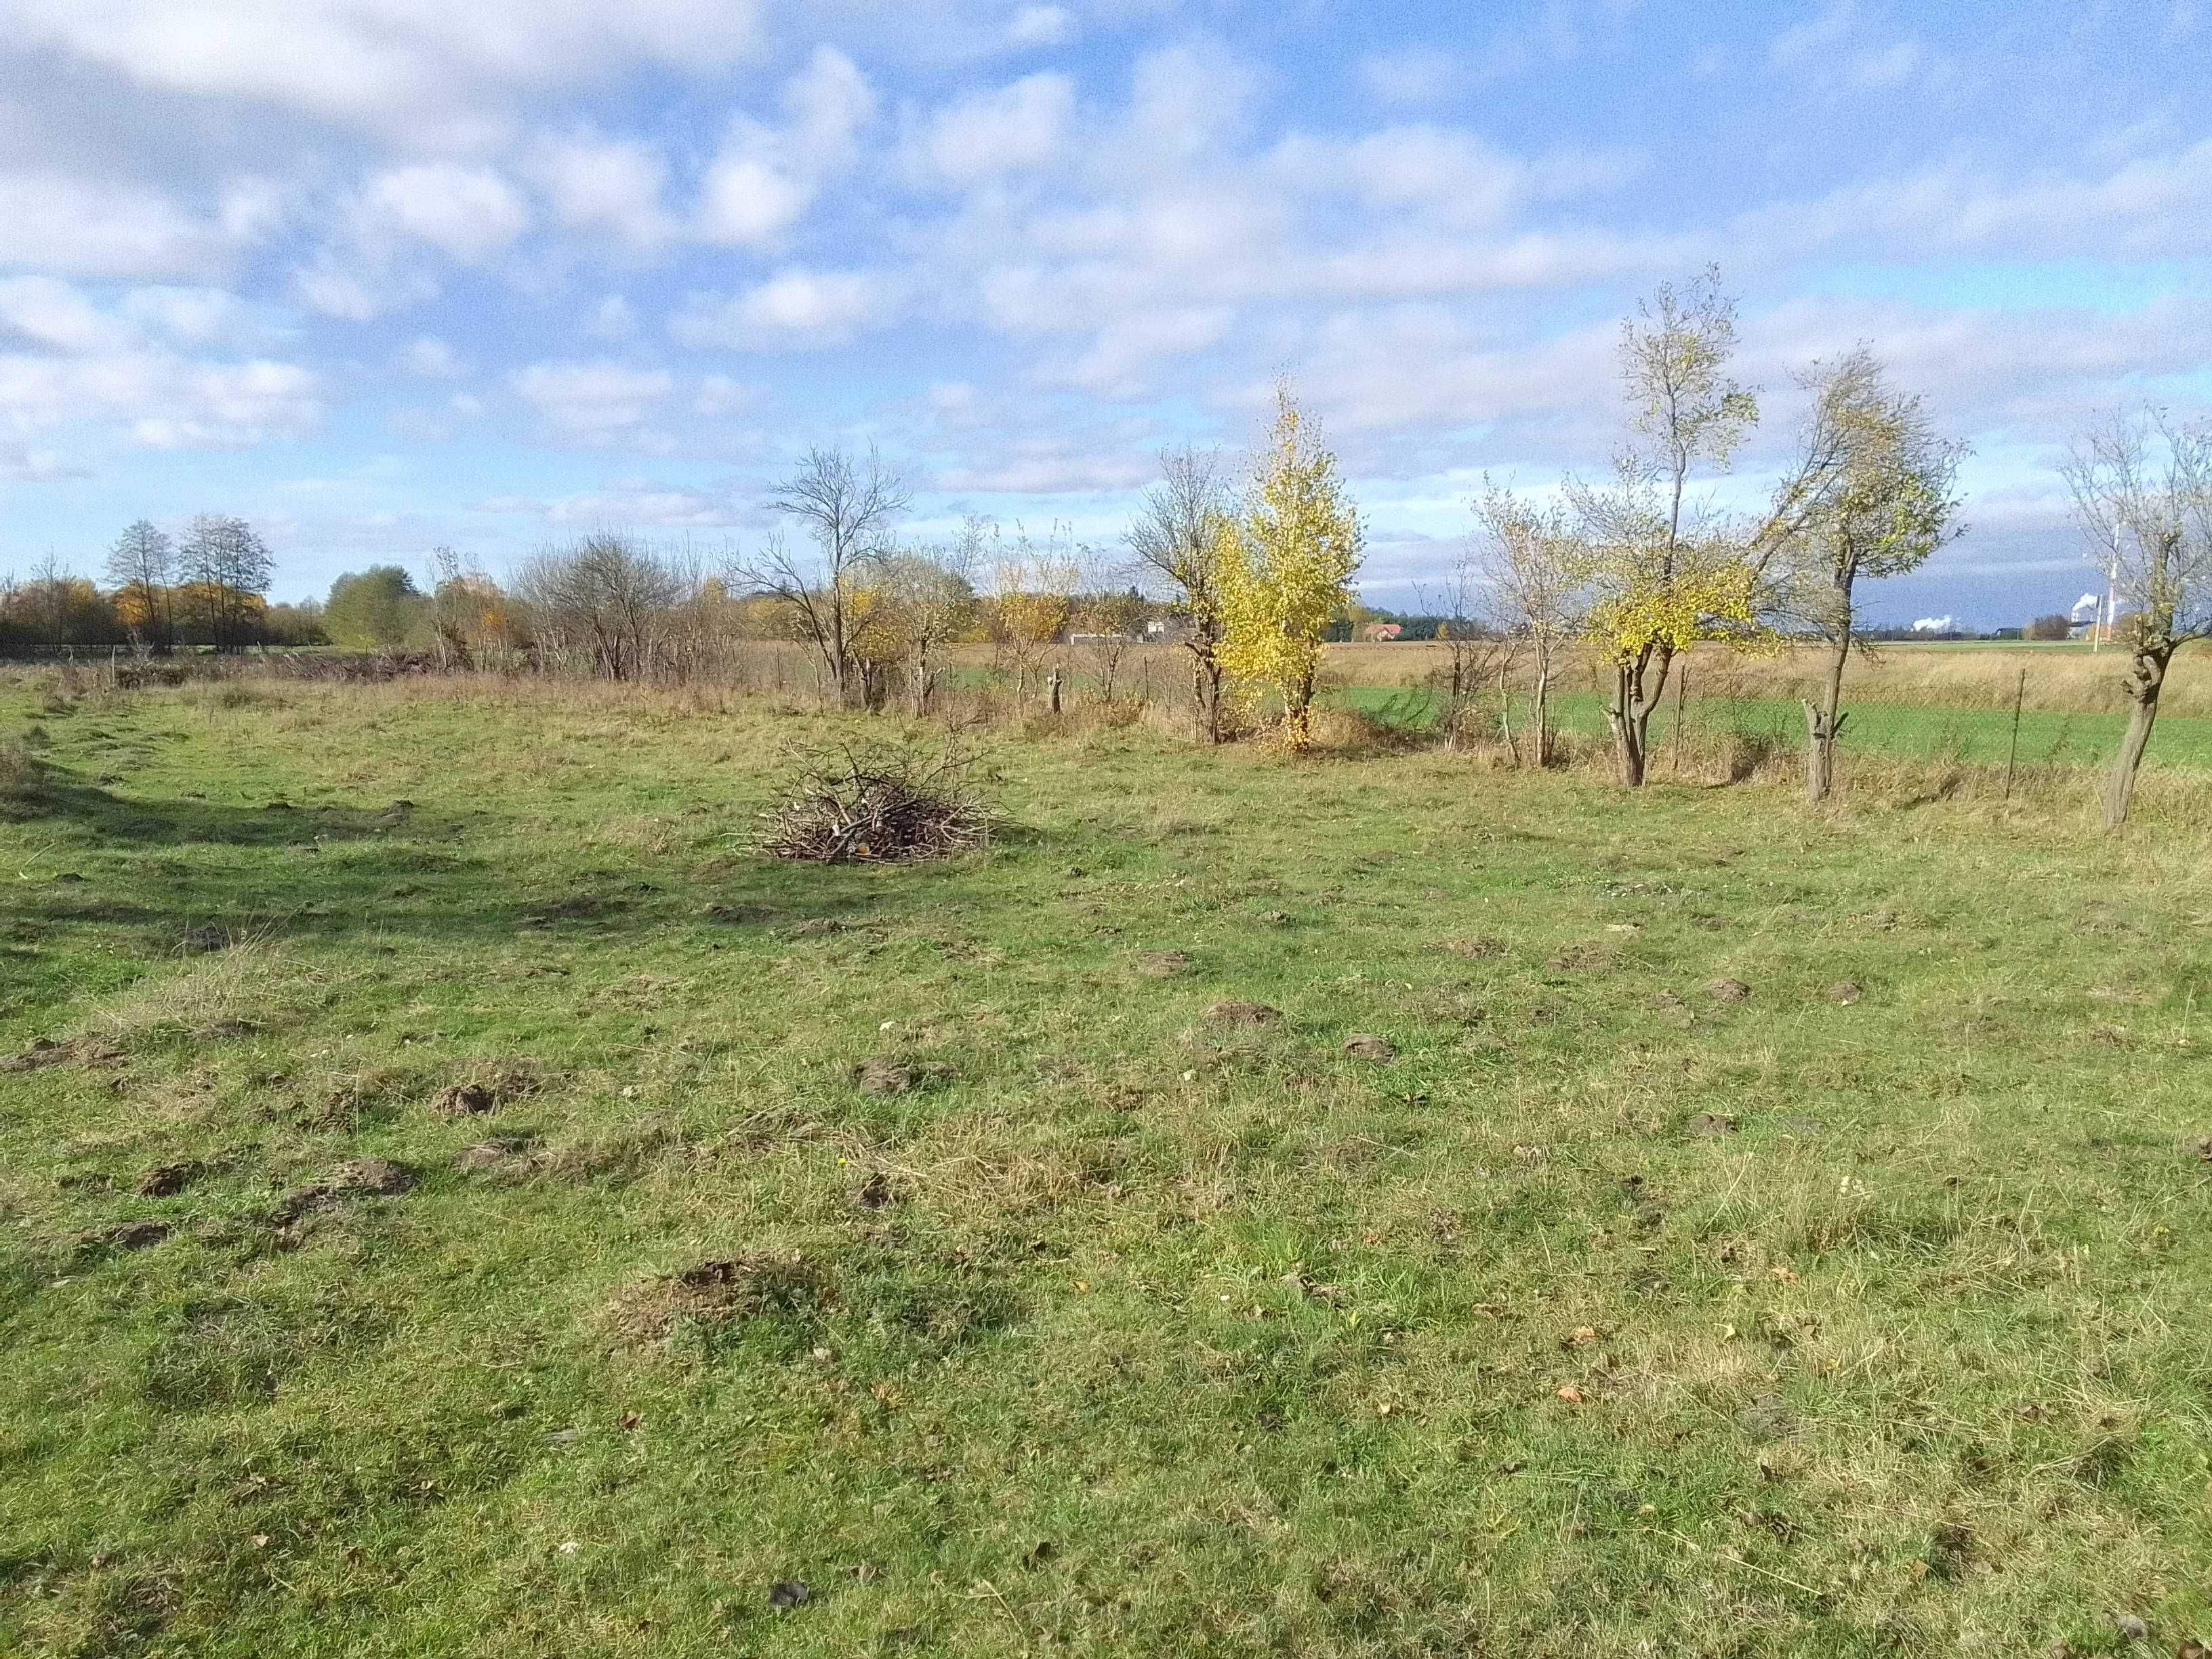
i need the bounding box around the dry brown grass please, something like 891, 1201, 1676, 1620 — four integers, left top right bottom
1322, 638, 2212, 714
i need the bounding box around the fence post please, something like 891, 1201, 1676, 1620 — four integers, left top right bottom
1671, 665, 1688, 777
2002, 665, 2026, 802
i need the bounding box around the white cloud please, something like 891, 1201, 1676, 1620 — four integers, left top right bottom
1910, 615, 1957, 632
1006, 4, 1073, 47
365, 164, 531, 263
672, 269, 895, 349
694, 373, 757, 415
2, 0, 767, 136
293, 261, 435, 321
0, 442, 81, 481
120, 287, 259, 348
1045, 306, 1232, 398
510, 358, 674, 440
0, 276, 130, 354
1357, 46, 1462, 107
405, 336, 466, 378
939, 434, 1152, 493
0, 276, 321, 453
388, 389, 485, 442
470, 480, 745, 526
527, 132, 674, 249
695, 46, 874, 247
588, 293, 638, 340
0, 173, 250, 281
914, 73, 1076, 186
696, 154, 812, 248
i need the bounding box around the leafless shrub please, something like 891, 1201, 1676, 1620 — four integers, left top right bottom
758, 737, 992, 863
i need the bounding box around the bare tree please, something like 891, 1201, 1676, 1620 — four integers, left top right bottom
515, 534, 696, 680
2063, 409, 2212, 827
1409, 553, 1516, 753
739, 446, 910, 710
1477, 485, 1581, 767
1778, 349, 1966, 802
178, 514, 274, 650
1126, 446, 1233, 741
878, 524, 981, 716
988, 524, 1080, 705
105, 520, 174, 652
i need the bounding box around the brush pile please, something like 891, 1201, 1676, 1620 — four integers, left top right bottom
758, 738, 991, 863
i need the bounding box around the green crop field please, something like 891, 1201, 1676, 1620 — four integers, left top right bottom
4, 674, 2210, 1658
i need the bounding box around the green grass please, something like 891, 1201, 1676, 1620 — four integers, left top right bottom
1336, 683, 2212, 771
4, 675, 2211, 1657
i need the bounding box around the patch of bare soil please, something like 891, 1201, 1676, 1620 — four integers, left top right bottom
605, 1252, 834, 1352
136, 1161, 201, 1197
453, 1136, 541, 1177
432, 1068, 537, 1118
1443, 937, 1505, 960
1, 1034, 125, 1073
273, 1158, 415, 1224
1547, 943, 1616, 972
1205, 1000, 1282, 1026
853, 1057, 953, 1097
85, 1219, 171, 1252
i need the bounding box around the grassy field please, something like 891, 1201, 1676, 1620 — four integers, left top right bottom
1335, 685, 2212, 772
1316, 640, 2212, 718
4, 674, 2211, 1658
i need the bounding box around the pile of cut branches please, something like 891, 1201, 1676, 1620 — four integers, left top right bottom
758, 737, 992, 863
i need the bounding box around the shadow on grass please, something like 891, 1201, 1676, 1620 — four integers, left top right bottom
6, 771, 1006, 967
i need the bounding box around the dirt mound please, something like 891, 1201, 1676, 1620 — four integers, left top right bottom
453, 1137, 541, 1177
2, 1033, 126, 1073
853, 1058, 951, 1097
86, 1220, 171, 1252
1705, 978, 1751, 1003
137, 1161, 201, 1197
1443, 937, 1504, 959
1206, 1000, 1282, 1026
430, 1067, 537, 1118
274, 1158, 415, 1223
1547, 943, 1615, 972
605, 1252, 834, 1351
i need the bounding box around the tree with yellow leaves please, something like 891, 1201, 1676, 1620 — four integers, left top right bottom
1568, 267, 1767, 786
1216, 383, 1364, 751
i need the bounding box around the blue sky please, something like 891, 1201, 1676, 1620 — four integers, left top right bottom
1, 0, 2207, 626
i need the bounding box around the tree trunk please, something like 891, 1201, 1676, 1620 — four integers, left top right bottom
1531, 663, 1551, 769
2104, 647, 2169, 828
1804, 623, 1850, 803
910, 645, 933, 717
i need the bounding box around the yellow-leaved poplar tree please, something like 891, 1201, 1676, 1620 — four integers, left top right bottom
1216, 384, 1364, 750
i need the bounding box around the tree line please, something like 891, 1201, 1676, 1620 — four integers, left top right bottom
1, 514, 311, 654
9, 269, 2205, 827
